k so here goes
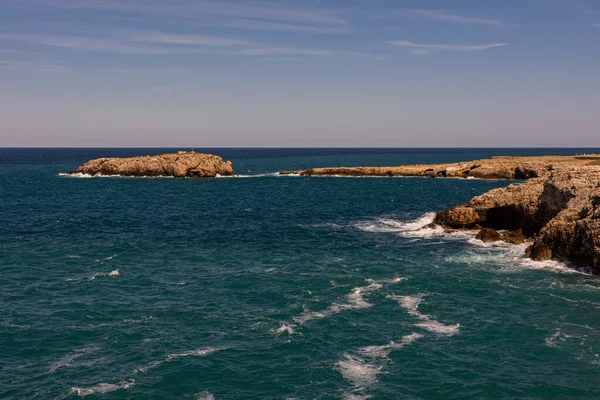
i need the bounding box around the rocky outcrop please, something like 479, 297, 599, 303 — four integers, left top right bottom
70, 152, 234, 178
434, 166, 600, 273
299, 155, 600, 180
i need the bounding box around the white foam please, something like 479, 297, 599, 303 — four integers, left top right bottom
95, 255, 117, 262
386, 295, 426, 318
358, 333, 424, 359
166, 346, 227, 360
88, 270, 119, 280
294, 280, 382, 325
59, 172, 94, 178
276, 324, 295, 335
387, 294, 460, 336
336, 354, 382, 387
355, 213, 437, 234
414, 320, 460, 336
196, 391, 215, 400
70, 381, 134, 397
49, 346, 98, 373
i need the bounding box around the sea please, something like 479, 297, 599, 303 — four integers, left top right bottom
3, 147, 600, 400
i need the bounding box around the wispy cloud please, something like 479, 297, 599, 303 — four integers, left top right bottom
3, 0, 350, 33
0, 30, 364, 58
593, 23, 600, 27
0, 49, 70, 72
390, 40, 508, 55
404, 9, 506, 26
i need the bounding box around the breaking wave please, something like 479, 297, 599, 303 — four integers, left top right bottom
387, 294, 460, 337
337, 333, 423, 397
293, 279, 383, 325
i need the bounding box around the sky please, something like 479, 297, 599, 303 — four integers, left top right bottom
0, 0, 599, 147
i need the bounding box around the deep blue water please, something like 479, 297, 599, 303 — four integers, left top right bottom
3, 148, 600, 399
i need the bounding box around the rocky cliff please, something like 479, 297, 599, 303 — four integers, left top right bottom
434, 166, 600, 273
299, 155, 600, 180
70, 152, 234, 178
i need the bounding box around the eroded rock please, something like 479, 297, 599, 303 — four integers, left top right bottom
70, 152, 234, 178
435, 166, 600, 272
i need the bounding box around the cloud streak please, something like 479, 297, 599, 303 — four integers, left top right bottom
3, 0, 350, 34
390, 40, 508, 54
0, 31, 364, 58
404, 9, 506, 26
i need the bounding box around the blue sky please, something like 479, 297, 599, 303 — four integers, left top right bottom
0, 0, 599, 147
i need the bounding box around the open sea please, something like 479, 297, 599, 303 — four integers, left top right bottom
4, 147, 600, 400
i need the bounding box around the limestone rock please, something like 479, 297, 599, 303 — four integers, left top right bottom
299, 155, 600, 180
476, 228, 502, 242
503, 229, 526, 245
70, 152, 234, 178
434, 165, 600, 273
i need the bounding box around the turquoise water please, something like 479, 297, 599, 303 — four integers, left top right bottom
3, 148, 600, 399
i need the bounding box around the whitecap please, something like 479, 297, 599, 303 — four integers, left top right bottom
49, 346, 98, 373
358, 333, 424, 359
276, 324, 295, 335
70, 380, 134, 397
414, 320, 460, 336
88, 270, 119, 280
294, 280, 382, 325
387, 294, 460, 336
196, 392, 216, 400
166, 346, 227, 360
386, 294, 426, 318
336, 354, 382, 387
355, 213, 437, 234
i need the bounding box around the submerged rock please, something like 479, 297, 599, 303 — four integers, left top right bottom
503, 229, 526, 245
434, 166, 600, 273
70, 152, 234, 178
476, 228, 502, 242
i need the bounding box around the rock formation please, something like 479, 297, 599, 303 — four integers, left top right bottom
298, 155, 600, 180
433, 166, 600, 273
70, 152, 234, 178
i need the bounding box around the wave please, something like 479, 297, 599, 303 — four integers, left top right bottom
276, 324, 295, 335
49, 346, 98, 373
355, 213, 449, 238
196, 392, 216, 400
70, 380, 134, 397
166, 346, 228, 360
336, 354, 382, 387
58, 173, 174, 179
133, 346, 228, 375
337, 332, 423, 397
88, 270, 119, 280
387, 294, 460, 337
293, 279, 383, 325
358, 333, 424, 360
361, 212, 591, 275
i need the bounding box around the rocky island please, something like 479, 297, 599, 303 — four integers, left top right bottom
69, 151, 234, 178
298, 155, 600, 180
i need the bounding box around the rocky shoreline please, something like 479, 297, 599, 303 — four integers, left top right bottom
296, 155, 600, 180
433, 166, 600, 274
69, 151, 234, 178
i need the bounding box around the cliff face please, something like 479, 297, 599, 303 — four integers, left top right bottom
71, 152, 234, 178
434, 167, 600, 273
299, 155, 600, 180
